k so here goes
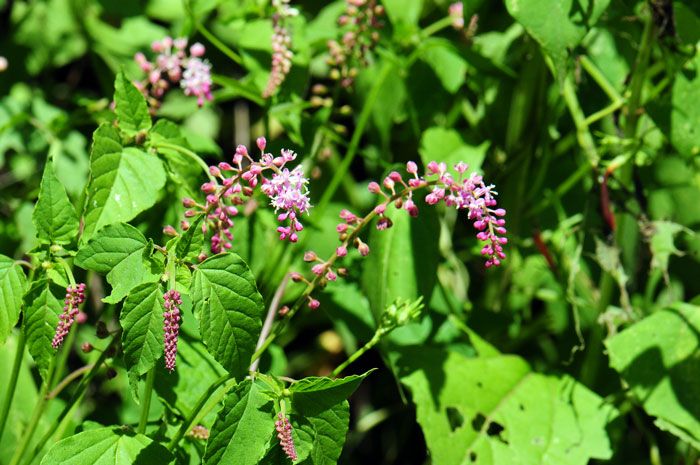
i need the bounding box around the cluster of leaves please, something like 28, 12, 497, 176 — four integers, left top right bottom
2, 0, 700, 464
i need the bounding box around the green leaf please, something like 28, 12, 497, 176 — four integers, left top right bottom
23, 279, 65, 382
420, 39, 468, 94
204, 379, 276, 465
120, 282, 164, 402
0, 256, 26, 347
669, 53, 700, 158
153, 335, 226, 426
193, 253, 264, 378
149, 119, 202, 194
75, 222, 161, 303
606, 303, 700, 447
394, 346, 616, 465
33, 159, 79, 245
175, 214, 205, 262
113, 70, 151, 137
505, 0, 610, 80
82, 124, 167, 242
290, 370, 374, 410
383, 0, 423, 26
291, 399, 350, 465
419, 127, 488, 174
362, 208, 439, 344
648, 221, 687, 275
40, 427, 175, 464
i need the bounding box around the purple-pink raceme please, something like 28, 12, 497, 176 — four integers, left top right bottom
52, 283, 86, 349
263, 0, 298, 98
163, 289, 182, 371
275, 413, 298, 462
133, 37, 212, 108
188, 425, 210, 440
166, 137, 311, 257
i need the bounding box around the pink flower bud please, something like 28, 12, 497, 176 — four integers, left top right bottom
375, 204, 387, 214
368, 181, 381, 193
201, 182, 216, 194
388, 171, 402, 183
357, 242, 370, 256
163, 225, 178, 236
312, 264, 325, 275
406, 161, 418, 174
308, 298, 320, 309
151, 40, 164, 53
336, 246, 347, 257
304, 251, 318, 262
183, 198, 196, 207
256, 137, 266, 151
190, 42, 206, 57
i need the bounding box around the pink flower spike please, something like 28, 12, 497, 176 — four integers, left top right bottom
52, 284, 87, 349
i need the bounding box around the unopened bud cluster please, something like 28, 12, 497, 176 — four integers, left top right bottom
52, 283, 87, 349
275, 413, 298, 462
263, 0, 298, 98
167, 137, 311, 257
188, 425, 210, 440
133, 36, 212, 109
163, 289, 182, 371
327, 0, 384, 87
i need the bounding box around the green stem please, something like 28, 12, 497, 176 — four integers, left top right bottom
152, 142, 215, 183
315, 61, 393, 217
55, 257, 77, 287
196, 22, 243, 65
562, 74, 600, 166
578, 55, 622, 103
167, 373, 230, 451
625, 13, 654, 138
331, 330, 384, 378
21, 333, 120, 465
421, 16, 455, 38
0, 331, 25, 444
138, 368, 157, 434
9, 357, 56, 465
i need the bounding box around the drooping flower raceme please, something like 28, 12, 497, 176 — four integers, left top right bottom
275, 413, 298, 462
163, 289, 182, 371
166, 137, 311, 259
263, 0, 298, 98
327, 0, 384, 87
291, 160, 506, 310
52, 283, 86, 349
133, 37, 212, 109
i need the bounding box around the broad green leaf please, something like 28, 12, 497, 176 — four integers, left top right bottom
362, 208, 439, 344
33, 159, 79, 245
149, 119, 202, 194
82, 124, 167, 241
113, 70, 151, 137
121, 282, 164, 402
419, 127, 488, 174
505, 0, 610, 80
0, 255, 26, 346
606, 303, 700, 447
420, 39, 468, 93
40, 427, 175, 464
291, 399, 350, 465
394, 346, 616, 465
193, 253, 264, 378
290, 370, 374, 410
153, 336, 226, 427
669, 53, 700, 158
204, 379, 276, 465
23, 279, 65, 382
75, 222, 161, 303
383, 0, 422, 27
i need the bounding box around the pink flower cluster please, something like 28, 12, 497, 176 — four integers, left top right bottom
327, 0, 384, 87
171, 137, 311, 257
263, 0, 298, 98
163, 289, 182, 371
275, 413, 297, 462
188, 425, 210, 440
449, 2, 464, 29
52, 283, 86, 349
134, 37, 212, 108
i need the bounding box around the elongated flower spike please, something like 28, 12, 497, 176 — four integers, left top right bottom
275, 413, 298, 461
52, 283, 86, 349
163, 289, 182, 371
263, 0, 298, 98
